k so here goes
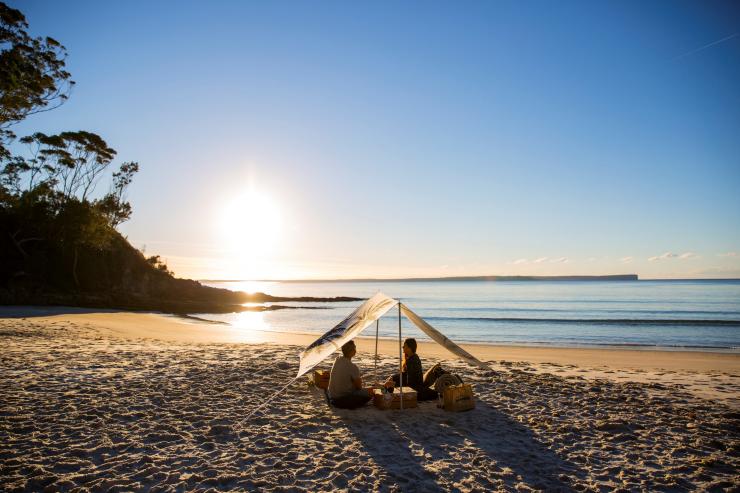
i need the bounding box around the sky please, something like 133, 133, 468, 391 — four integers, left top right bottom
12, 1, 740, 280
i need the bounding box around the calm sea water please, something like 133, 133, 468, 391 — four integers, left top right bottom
199, 280, 740, 352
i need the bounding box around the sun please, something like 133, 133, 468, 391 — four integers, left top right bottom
218, 189, 282, 262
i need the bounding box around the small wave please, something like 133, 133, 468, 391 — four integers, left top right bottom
453, 340, 738, 350
426, 307, 740, 316
424, 316, 740, 327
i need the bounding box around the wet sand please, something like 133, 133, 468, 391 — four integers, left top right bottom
1, 309, 738, 491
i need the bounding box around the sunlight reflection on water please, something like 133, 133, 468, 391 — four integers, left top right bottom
232, 311, 271, 333
217, 280, 277, 294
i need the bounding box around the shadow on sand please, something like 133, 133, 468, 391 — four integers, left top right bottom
335, 398, 582, 492
0, 305, 120, 318
0, 306, 232, 326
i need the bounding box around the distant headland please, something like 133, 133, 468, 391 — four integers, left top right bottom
209, 274, 641, 283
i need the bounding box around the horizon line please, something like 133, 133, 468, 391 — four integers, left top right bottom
197, 274, 740, 283
201, 274, 639, 283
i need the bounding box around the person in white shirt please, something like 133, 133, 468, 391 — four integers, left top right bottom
328, 340, 374, 409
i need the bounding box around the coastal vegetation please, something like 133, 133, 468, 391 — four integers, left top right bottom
0, 2, 356, 313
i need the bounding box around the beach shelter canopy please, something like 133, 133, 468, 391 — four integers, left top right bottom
297, 292, 488, 378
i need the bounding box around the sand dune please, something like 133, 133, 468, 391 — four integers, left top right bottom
1, 311, 738, 491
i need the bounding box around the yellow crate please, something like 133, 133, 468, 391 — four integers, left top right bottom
443, 383, 475, 412
313, 369, 330, 390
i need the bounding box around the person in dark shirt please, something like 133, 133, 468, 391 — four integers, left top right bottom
384, 338, 438, 401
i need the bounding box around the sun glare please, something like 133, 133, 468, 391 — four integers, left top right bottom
217, 190, 283, 274
232, 311, 271, 333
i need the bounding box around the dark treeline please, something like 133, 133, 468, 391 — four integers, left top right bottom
0, 3, 357, 313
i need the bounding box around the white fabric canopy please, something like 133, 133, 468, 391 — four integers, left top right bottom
401, 304, 488, 368
297, 292, 489, 378
296, 292, 398, 377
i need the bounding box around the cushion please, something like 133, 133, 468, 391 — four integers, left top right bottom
423, 363, 446, 387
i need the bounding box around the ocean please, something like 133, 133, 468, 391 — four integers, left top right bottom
199, 280, 740, 352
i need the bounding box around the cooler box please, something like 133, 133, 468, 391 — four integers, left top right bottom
443, 383, 475, 412
373, 387, 417, 410
313, 369, 330, 390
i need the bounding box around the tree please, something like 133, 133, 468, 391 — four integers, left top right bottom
18, 130, 117, 200
55, 198, 112, 288
0, 2, 74, 158
3, 131, 137, 287
0, 2, 139, 291
98, 161, 139, 227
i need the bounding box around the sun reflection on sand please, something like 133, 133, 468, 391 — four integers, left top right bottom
232, 310, 271, 334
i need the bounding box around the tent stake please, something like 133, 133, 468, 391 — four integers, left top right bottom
398, 300, 403, 411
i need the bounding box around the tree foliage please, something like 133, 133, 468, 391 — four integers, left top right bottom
0, 2, 74, 158
0, 1, 140, 290
100, 161, 139, 227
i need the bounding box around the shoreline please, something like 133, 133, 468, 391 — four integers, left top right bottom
2, 304, 737, 353
3, 306, 738, 374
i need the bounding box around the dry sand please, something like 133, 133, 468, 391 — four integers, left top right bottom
1, 308, 739, 492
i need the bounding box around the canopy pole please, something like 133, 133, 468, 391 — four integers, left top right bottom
374, 319, 379, 383
398, 301, 403, 410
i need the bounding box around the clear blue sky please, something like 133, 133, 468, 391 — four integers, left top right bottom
13, 1, 740, 279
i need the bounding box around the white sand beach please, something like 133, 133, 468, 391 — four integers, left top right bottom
1, 308, 739, 492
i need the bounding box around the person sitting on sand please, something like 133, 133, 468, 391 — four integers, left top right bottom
328, 340, 375, 409
384, 338, 438, 401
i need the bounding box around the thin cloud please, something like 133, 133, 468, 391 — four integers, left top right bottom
510, 258, 528, 265
620, 256, 633, 263
718, 252, 738, 258
551, 257, 568, 263
648, 251, 697, 261
688, 267, 740, 277
648, 252, 678, 262
533, 257, 548, 263
673, 32, 739, 61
